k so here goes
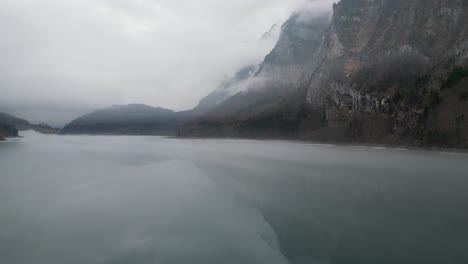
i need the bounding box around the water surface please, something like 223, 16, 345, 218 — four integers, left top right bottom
1, 131, 467, 264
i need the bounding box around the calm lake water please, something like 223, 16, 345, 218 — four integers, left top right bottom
1, 131, 468, 264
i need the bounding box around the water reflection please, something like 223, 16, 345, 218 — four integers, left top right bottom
0, 131, 467, 264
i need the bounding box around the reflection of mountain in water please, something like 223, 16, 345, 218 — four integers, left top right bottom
2, 132, 468, 263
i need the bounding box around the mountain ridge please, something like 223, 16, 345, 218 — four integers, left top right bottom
0, 112, 60, 137
61, 104, 178, 135
178, 0, 468, 148
60, 0, 468, 148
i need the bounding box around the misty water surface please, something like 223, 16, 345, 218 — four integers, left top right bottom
1, 131, 468, 264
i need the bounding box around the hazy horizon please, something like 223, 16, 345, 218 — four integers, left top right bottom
0, 0, 335, 126
2, 1, 468, 262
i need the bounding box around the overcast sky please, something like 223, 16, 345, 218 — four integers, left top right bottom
0, 0, 334, 125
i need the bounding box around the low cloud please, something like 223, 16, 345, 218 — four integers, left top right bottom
0, 0, 335, 125
296, 0, 334, 23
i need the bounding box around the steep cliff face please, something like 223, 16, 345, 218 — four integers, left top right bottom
179, 0, 468, 147
256, 11, 331, 90
178, 11, 332, 138
308, 0, 468, 99
303, 0, 468, 147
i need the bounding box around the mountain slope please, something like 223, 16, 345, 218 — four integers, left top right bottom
180, 0, 468, 148
61, 104, 177, 135
256, 11, 331, 88
0, 112, 30, 127
302, 0, 468, 147
192, 65, 259, 114
0, 111, 60, 134
178, 10, 332, 137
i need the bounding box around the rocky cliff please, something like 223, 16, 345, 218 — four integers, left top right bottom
180, 0, 468, 148
256, 11, 331, 90
178, 10, 332, 138
303, 0, 468, 147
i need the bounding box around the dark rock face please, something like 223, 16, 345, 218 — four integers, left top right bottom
256, 11, 331, 88
180, 0, 468, 148
302, 0, 468, 147
61, 104, 178, 135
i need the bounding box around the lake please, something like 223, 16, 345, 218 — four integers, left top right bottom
1, 131, 468, 264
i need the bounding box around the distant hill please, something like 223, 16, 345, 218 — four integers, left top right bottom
61, 104, 178, 135
0, 112, 24, 139
24, 0, 468, 148
0, 112, 30, 127
0, 112, 60, 135
60, 65, 263, 136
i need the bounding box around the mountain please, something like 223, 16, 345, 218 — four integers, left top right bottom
0, 123, 18, 140
0, 112, 30, 127
177, 10, 332, 138
0, 111, 60, 135
256, 11, 331, 88
302, 0, 468, 147
192, 65, 259, 114
179, 0, 468, 148
58, 0, 468, 148
61, 104, 177, 135
61, 65, 260, 136
0, 112, 24, 139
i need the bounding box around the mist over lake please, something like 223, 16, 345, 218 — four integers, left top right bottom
1, 131, 468, 264
1, 0, 468, 262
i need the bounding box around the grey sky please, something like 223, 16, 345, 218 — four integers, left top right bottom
0, 0, 333, 125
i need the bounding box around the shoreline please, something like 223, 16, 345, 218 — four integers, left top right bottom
17, 130, 468, 154
0, 135, 23, 141
172, 136, 468, 154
